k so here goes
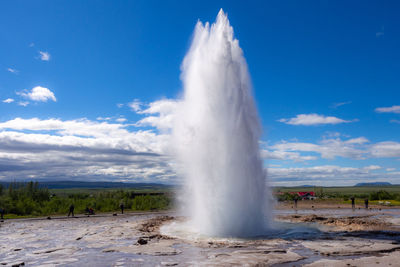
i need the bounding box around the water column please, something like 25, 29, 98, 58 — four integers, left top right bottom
173, 9, 270, 237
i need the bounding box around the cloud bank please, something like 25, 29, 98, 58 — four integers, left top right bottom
268, 165, 394, 186
0, 117, 173, 183
278, 114, 356, 126
375, 105, 400, 114
0, 98, 399, 185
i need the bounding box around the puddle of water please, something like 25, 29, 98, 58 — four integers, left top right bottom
161, 219, 326, 242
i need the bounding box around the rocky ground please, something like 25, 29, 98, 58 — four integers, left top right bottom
1, 208, 400, 266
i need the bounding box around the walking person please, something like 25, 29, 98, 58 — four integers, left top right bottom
365, 198, 369, 209
294, 197, 298, 210
120, 202, 124, 214
68, 204, 75, 217
351, 197, 355, 210
0, 207, 4, 220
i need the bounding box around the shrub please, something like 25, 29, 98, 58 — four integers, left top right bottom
369, 190, 394, 200
0, 181, 172, 217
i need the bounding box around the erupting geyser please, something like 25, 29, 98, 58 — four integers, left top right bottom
173, 9, 270, 237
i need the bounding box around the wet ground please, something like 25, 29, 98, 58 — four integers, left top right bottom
1, 208, 400, 266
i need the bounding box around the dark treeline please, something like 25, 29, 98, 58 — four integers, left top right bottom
0, 181, 172, 217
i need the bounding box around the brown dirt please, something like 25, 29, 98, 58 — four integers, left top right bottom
138, 215, 174, 233
277, 214, 393, 231
136, 215, 175, 243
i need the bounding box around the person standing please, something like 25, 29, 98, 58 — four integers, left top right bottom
68, 204, 75, 217
294, 197, 298, 210
0, 207, 4, 220
120, 203, 124, 214
365, 198, 369, 209
351, 197, 355, 210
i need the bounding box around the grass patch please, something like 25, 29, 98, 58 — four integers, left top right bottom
0, 181, 174, 218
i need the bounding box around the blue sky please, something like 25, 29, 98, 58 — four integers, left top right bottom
0, 1, 399, 185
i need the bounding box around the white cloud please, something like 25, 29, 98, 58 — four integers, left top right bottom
2, 98, 14, 104
39, 51, 51, 61
331, 101, 351, 108
261, 149, 317, 162
17, 86, 56, 102
0, 118, 128, 138
136, 99, 180, 132
270, 137, 369, 160
128, 99, 142, 112
375, 105, 400, 114
370, 142, 400, 158
18, 101, 29, 107
96, 117, 111, 121
136, 115, 175, 132
364, 165, 381, 171
391, 119, 400, 124
323, 131, 344, 138
117, 103, 124, 108
139, 99, 179, 115
7, 68, 18, 74
268, 135, 400, 162
116, 117, 127, 122
97, 116, 127, 123
387, 168, 396, 172
345, 137, 369, 144
278, 114, 356, 126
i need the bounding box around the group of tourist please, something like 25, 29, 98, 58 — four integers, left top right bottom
350, 197, 369, 209
293, 197, 370, 210
66, 202, 125, 217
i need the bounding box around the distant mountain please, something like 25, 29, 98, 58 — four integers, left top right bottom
355, 182, 392, 187
0, 180, 173, 189
299, 185, 315, 187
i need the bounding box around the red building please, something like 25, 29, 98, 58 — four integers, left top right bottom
291, 191, 316, 200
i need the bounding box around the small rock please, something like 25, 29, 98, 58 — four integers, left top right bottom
113, 213, 117, 216
47, 217, 51, 220
161, 262, 178, 266
137, 238, 148, 245
103, 249, 116, 253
